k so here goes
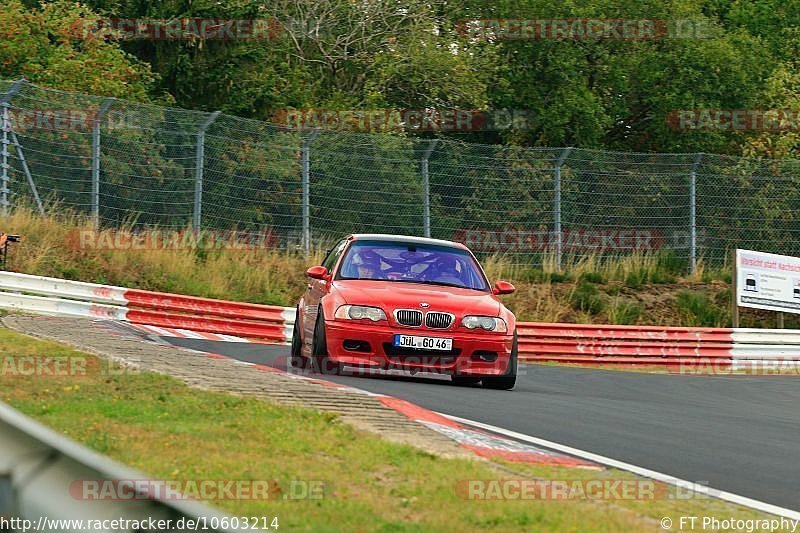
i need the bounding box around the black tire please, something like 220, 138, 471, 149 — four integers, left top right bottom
482, 331, 517, 390
451, 376, 482, 386
312, 309, 340, 375
290, 307, 309, 371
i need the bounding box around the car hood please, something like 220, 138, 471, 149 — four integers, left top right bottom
331, 279, 501, 316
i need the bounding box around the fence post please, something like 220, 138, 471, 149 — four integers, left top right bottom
0, 79, 26, 217
689, 152, 703, 274
9, 132, 43, 215
301, 129, 320, 256
421, 139, 438, 238
91, 98, 114, 227
554, 147, 573, 271
192, 111, 220, 232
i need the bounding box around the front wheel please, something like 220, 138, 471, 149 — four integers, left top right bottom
290, 307, 309, 371
312, 309, 340, 375
482, 332, 517, 390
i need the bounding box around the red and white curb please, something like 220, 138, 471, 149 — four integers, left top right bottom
128, 323, 254, 343
105, 321, 596, 468
377, 396, 596, 467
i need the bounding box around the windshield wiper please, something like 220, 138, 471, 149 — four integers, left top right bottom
395, 279, 486, 291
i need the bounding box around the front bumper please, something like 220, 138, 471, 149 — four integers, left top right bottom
324, 319, 513, 375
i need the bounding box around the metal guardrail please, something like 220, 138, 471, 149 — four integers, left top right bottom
517, 322, 736, 366
0, 271, 295, 342
517, 323, 800, 367
0, 400, 238, 532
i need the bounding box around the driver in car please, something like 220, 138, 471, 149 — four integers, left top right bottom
354, 249, 385, 280
431, 256, 464, 285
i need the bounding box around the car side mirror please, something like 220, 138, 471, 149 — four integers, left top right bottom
493, 281, 516, 295
306, 266, 329, 280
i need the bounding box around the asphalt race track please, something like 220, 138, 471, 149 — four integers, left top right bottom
163, 337, 800, 511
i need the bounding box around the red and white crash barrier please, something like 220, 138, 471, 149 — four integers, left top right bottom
518, 322, 800, 368
0, 272, 294, 343
2, 271, 800, 366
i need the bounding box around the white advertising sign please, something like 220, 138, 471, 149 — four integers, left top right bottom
736, 249, 800, 314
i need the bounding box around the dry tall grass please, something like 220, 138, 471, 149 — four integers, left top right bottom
1, 207, 752, 326
0, 208, 321, 305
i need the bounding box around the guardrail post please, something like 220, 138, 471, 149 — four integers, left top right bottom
91, 98, 114, 227
301, 129, 320, 256
193, 111, 220, 232
0, 473, 14, 517
0, 79, 26, 217
554, 147, 573, 271
421, 139, 438, 238
689, 153, 703, 274
732, 248, 739, 328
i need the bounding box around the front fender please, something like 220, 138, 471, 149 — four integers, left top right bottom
295, 297, 305, 333
319, 292, 346, 322
500, 306, 517, 335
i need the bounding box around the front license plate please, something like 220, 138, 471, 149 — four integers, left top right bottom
393, 334, 453, 351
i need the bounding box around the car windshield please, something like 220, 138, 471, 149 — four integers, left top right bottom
337, 241, 489, 291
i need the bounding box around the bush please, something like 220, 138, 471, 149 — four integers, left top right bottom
604, 284, 622, 296
655, 250, 686, 276
570, 282, 605, 315
607, 298, 642, 325
578, 271, 605, 284
675, 291, 727, 327
624, 271, 646, 289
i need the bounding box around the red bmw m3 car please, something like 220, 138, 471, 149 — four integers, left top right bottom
291, 234, 518, 390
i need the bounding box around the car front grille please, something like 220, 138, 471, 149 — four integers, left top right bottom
425, 312, 454, 329
395, 309, 423, 327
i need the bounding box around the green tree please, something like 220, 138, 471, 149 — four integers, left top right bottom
0, 0, 157, 100
447, 0, 775, 152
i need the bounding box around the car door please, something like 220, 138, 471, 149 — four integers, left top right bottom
302, 239, 348, 350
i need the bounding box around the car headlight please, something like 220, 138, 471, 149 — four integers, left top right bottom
462, 315, 507, 332
335, 305, 387, 322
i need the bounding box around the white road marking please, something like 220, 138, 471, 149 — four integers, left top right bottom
439, 413, 800, 520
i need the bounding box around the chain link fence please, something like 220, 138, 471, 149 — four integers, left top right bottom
2, 78, 800, 269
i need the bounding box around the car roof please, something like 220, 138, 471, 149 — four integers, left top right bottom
348, 233, 468, 250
